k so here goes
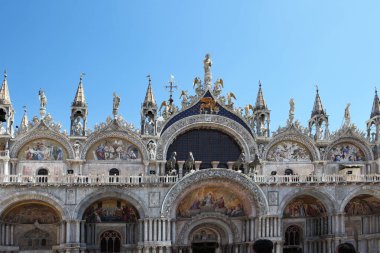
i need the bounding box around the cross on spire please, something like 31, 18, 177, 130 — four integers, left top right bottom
165, 75, 177, 105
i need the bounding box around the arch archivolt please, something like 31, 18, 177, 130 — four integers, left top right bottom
161, 169, 268, 218
263, 133, 320, 162
177, 213, 240, 245
80, 130, 149, 161
278, 188, 337, 216
73, 188, 148, 220
156, 115, 257, 161
10, 125, 75, 159
323, 137, 374, 161
0, 191, 69, 220
338, 186, 380, 213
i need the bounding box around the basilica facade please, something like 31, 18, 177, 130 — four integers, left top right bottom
0, 55, 379, 253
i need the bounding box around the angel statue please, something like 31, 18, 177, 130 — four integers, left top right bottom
159, 101, 170, 119
226, 92, 236, 108
344, 103, 351, 125
193, 77, 203, 96
39, 89, 47, 109
213, 78, 223, 97
244, 104, 254, 120
147, 141, 157, 160
113, 92, 120, 117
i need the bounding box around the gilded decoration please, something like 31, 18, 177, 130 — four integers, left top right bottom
177, 186, 245, 218
19, 139, 66, 161
266, 141, 311, 162
86, 138, 141, 161
3, 203, 60, 224
327, 143, 365, 162
345, 195, 380, 215
284, 196, 326, 217
83, 199, 139, 223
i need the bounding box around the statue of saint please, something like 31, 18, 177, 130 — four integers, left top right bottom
289, 98, 295, 123
113, 92, 120, 116
203, 54, 212, 74
39, 89, 47, 109
344, 103, 351, 123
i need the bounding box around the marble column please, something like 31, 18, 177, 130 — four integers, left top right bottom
163, 219, 167, 241
177, 161, 185, 179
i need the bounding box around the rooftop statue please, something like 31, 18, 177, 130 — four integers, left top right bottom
113, 92, 120, 117
203, 54, 212, 87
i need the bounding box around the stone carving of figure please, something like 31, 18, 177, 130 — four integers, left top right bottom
73, 142, 80, 159
165, 151, 177, 175
179, 90, 189, 109
39, 89, 47, 109
203, 54, 212, 75
113, 92, 120, 117
289, 98, 295, 123
213, 79, 223, 97
73, 117, 83, 136
147, 141, 156, 160
193, 77, 203, 96
184, 152, 195, 172
344, 103, 351, 125
227, 92, 236, 108
144, 116, 155, 135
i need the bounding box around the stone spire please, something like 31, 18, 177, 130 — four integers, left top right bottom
309, 86, 329, 140
20, 106, 29, 132
0, 70, 11, 105
70, 73, 88, 137
311, 86, 326, 117
72, 73, 86, 107
367, 88, 380, 143
141, 75, 158, 136
143, 75, 156, 107
252, 81, 270, 137
371, 88, 380, 118
254, 81, 267, 110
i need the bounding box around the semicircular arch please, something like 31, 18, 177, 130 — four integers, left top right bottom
156, 115, 257, 161
177, 214, 239, 245
339, 186, 380, 213
74, 188, 148, 220
263, 133, 320, 162
161, 169, 268, 218
278, 188, 337, 217
0, 191, 69, 221
81, 130, 149, 161
10, 130, 74, 159
323, 137, 374, 162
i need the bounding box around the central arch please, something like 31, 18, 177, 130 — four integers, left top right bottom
156, 115, 258, 161
161, 169, 268, 217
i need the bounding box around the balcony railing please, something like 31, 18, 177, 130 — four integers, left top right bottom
0, 173, 379, 186
250, 174, 380, 184
0, 174, 178, 185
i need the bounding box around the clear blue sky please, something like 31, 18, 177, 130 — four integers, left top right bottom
1, 0, 380, 133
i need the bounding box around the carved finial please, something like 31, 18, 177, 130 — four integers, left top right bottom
80, 72, 85, 81
376, 87, 378, 95
147, 74, 151, 85
316, 85, 319, 94
23, 105, 27, 113
258, 80, 262, 88
3, 69, 7, 80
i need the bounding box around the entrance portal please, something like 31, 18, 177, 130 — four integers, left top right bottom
100, 230, 121, 253
192, 242, 218, 253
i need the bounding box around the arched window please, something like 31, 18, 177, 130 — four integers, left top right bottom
100, 230, 121, 253
284, 225, 302, 246
109, 168, 120, 183
37, 168, 48, 183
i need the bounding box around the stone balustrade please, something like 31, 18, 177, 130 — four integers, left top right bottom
0, 170, 379, 185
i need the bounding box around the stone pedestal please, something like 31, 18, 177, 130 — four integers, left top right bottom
194, 161, 202, 171
211, 161, 219, 169
227, 161, 235, 170
177, 161, 185, 178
